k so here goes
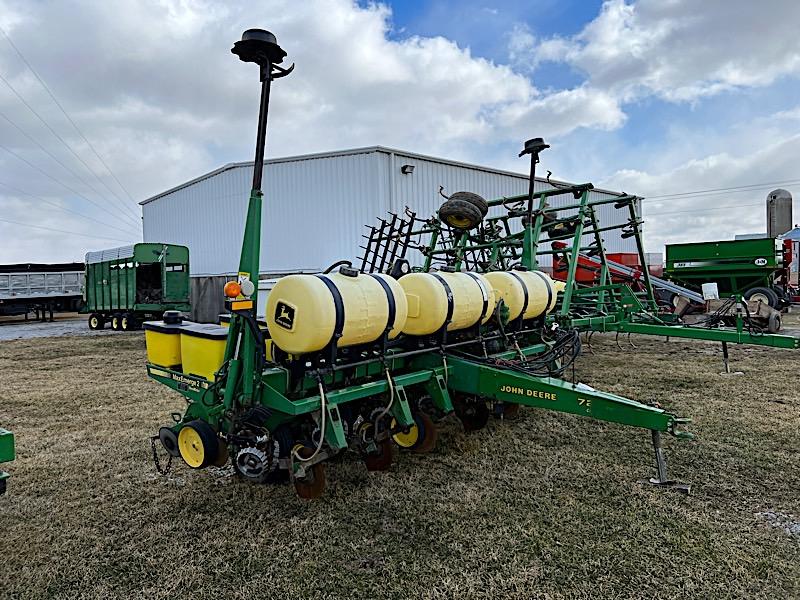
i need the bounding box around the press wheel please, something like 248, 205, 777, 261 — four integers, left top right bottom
453, 394, 489, 432
411, 412, 437, 454
364, 437, 393, 472
293, 445, 326, 499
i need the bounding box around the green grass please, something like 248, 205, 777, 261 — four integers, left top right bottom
0, 329, 798, 599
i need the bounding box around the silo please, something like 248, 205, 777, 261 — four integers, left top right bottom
767, 189, 792, 238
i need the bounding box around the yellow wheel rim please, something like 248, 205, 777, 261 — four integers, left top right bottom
178, 426, 206, 468
448, 216, 471, 228
390, 418, 420, 448
121, 317, 128, 330
90, 317, 98, 328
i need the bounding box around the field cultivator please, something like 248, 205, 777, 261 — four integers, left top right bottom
145, 30, 695, 498
383, 163, 800, 361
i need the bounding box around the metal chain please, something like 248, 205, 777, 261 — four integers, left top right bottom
150, 435, 173, 476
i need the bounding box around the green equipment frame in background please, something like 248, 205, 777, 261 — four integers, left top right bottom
0, 428, 15, 495
665, 238, 786, 298
401, 182, 800, 355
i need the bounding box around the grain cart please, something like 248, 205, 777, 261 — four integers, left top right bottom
82, 243, 190, 331
0, 428, 14, 495
146, 30, 692, 499
665, 238, 791, 309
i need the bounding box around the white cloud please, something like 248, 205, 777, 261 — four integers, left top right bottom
524, 0, 800, 103
602, 124, 800, 252
0, 0, 631, 262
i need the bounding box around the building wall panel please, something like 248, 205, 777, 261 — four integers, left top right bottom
143, 148, 638, 276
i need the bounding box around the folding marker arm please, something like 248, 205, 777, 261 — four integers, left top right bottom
445, 356, 691, 436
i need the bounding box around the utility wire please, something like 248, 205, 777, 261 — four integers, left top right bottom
0, 141, 141, 232
0, 180, 139, 236
642, 179, 800, 201
0, 108, 140, 228
646, 202, 762, 217
0, 25, 141, 218
0, 69, 140, 225
0, 216, 137, 243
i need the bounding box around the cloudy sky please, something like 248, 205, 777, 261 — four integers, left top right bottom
0, 0, 798, 263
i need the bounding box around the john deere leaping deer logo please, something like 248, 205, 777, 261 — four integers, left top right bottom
275, 301, 295, 330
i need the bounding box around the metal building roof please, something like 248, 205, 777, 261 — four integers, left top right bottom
140, 145, 627, 206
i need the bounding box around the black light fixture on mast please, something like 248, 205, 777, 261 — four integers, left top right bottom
231, 29, 294, 191
519, 137, 550, 222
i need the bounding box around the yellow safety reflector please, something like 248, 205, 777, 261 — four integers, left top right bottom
231, 300, 253, 310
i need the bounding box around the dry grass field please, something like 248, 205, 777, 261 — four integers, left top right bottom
1, 325, 799, 599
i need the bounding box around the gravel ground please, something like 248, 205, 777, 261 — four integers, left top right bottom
0, 324, 798, 599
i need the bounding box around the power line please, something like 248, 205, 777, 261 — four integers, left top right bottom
0, 25, 142, 218
0, 67, 140, 225
0, 216, 137, 243
0, 180, 139, 236
643, 179, 800, 201
0, 141, 141, 232
0, 107, 140, 228
646, 202, 762, 217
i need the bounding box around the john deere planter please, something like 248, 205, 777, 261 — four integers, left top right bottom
146, 29, 693, 499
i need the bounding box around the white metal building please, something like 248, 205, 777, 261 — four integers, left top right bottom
141, 146, 638, 320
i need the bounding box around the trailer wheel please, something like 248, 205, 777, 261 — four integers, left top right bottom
120, 313, 138, 331
438, 198, 483, 230
88, 313, 105, 330
768, 312, 782, 333
744, 286, 780, 309
110, 314, 122, 331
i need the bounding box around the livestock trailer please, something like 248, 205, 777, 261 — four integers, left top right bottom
0, 262, 84, 321
82, 243, 191, 330
665, 238, 791, 308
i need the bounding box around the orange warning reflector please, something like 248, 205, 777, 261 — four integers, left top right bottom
231, 300, 253, 310
224, 281, 242, 298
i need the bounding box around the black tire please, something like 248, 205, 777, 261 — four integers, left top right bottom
159, 426, 181, 457
110, 314, 122, 331
88, 313, 104, 330
449, 191, 488, 217
438, 198, 483, 230
120, 313, 138, 331
768, 312, 782, 333
744, 286, 780, 309
546, 218, 579, 240
0, 478, 6, 496
178, 420, 219, 469
772, 286, 791, 309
